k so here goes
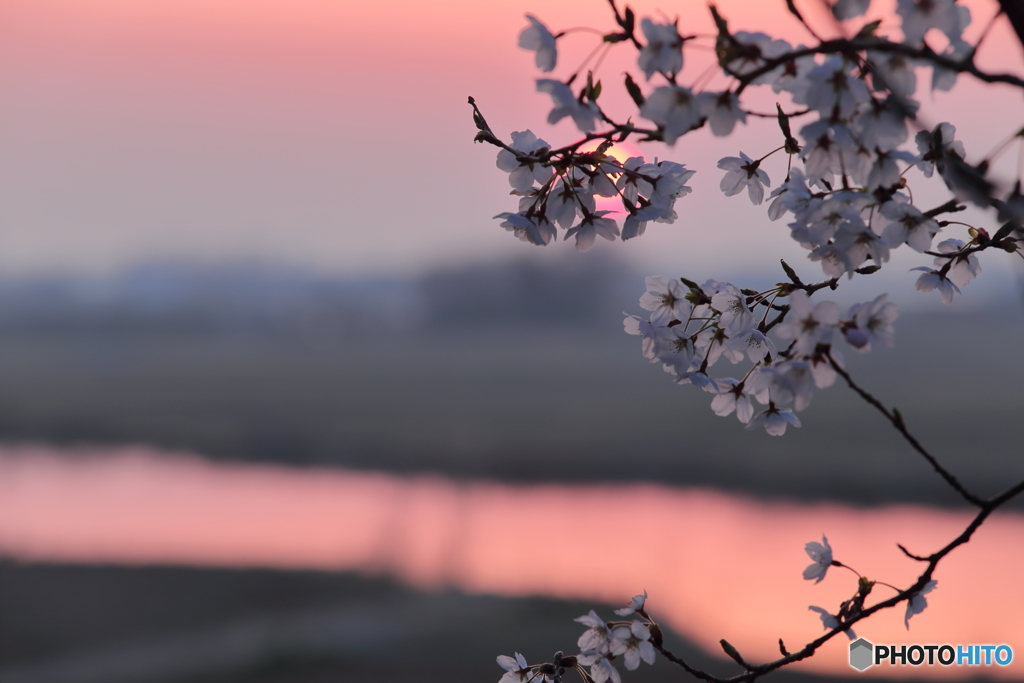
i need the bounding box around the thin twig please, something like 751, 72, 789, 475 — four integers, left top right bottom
825, 351, 984, 507
653, 473, 1024, 682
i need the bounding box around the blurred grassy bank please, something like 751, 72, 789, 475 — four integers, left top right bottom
0, 261, 1020, 507
0, 562, 939, 683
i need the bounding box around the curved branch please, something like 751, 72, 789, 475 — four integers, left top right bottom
653, 474, 1024, 683
825, 351, 984, 507
734, 38, 1024, 95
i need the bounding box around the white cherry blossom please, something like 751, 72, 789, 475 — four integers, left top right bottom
867, 50, 919, 98
640, 86, 702, 145
495, 130, 552, 193
832, 220, 891, 272
880, 201, 940, 252
915, 122, 965, 178
724, 324, 777, 363
855, 95, 916, 151
905, 580, 937, 628
803, 535, 833, 583
795, 56, 871, 120
576, 610, 612, 652
710, 287, 753, 329
897, 0, 970, 46
771, 46, 817, 97
933, 238, 981, 287
646, 161, 696, 220
768, 169, 812, 221
775, 290, 839, 355
765, 360, 817, 409
565, 211, 620, 252
809, 606, 857, 640
518, 15, 557, 72
807, 346, 840, 388
640, 276, 691, 322
710, 378, 755, 423
657, 326, 697, 376
843, 294, 898, 352
718, 152, 770, 205
546, 172, 595, 229
536, 79, 598, 133
615, 591, 648, 616
932, 40, 971, 90
609, 622, 656, 670
638, 19, 683, 80
578, 652, 621, 683
698, 91, 747, 137
746, 405, 801, 435
913, 268, 960, 303
498, 653, 534, 683
728, 33, 792, 85
866, 149, 917, 191
799, 120, 859, 188
624, 312, 673, 361
494, 211, 557, 246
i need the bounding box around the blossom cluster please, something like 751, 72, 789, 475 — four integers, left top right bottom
804, 535, 938, 636
494, 133, 695, 251
625, 276, 898, 435
494, 540, 940, 683
497, 593, 655, 683
486, 0, 1022, 304
733, 118, 984, 303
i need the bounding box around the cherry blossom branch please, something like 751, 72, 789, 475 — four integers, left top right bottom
924, 219, 1021, 258
922, 198, 966, 219
824, 350, 984, 507
487, 3, 1024, 681
758, 257, 884, 334
469, 95, 661, 163
649, 473, 1024, 683
731, 36, 1024, 95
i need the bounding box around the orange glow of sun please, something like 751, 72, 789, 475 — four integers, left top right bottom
577, 139, 644, 214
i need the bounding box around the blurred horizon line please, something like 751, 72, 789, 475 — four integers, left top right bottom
0, 255, 1020, 323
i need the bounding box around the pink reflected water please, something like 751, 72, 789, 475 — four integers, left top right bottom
0, 445, 1021, 679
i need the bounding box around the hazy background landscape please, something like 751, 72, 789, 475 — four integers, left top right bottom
0, 258, 1022, 504
1, 256, 1023, 683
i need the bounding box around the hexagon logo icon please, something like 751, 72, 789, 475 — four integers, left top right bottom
849, 638, 874, 671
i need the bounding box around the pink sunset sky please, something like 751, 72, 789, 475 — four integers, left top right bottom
1, 0, 1022, 286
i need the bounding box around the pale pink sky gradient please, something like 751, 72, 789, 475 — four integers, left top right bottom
1, 446, 1021, 679
1, 0, 1022, 280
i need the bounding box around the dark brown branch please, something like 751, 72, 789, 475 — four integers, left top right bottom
467, 97, 661, 167
922, 199, 966, 218
997, 1, 1024, 55
783, 0, 823, 43
897, 543, 929, 562
734, 38, 1024, 94
605, 0, 643, 50
825, 352, 984, 507
653, 473, 1024, 683
653, 642, 720, 682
